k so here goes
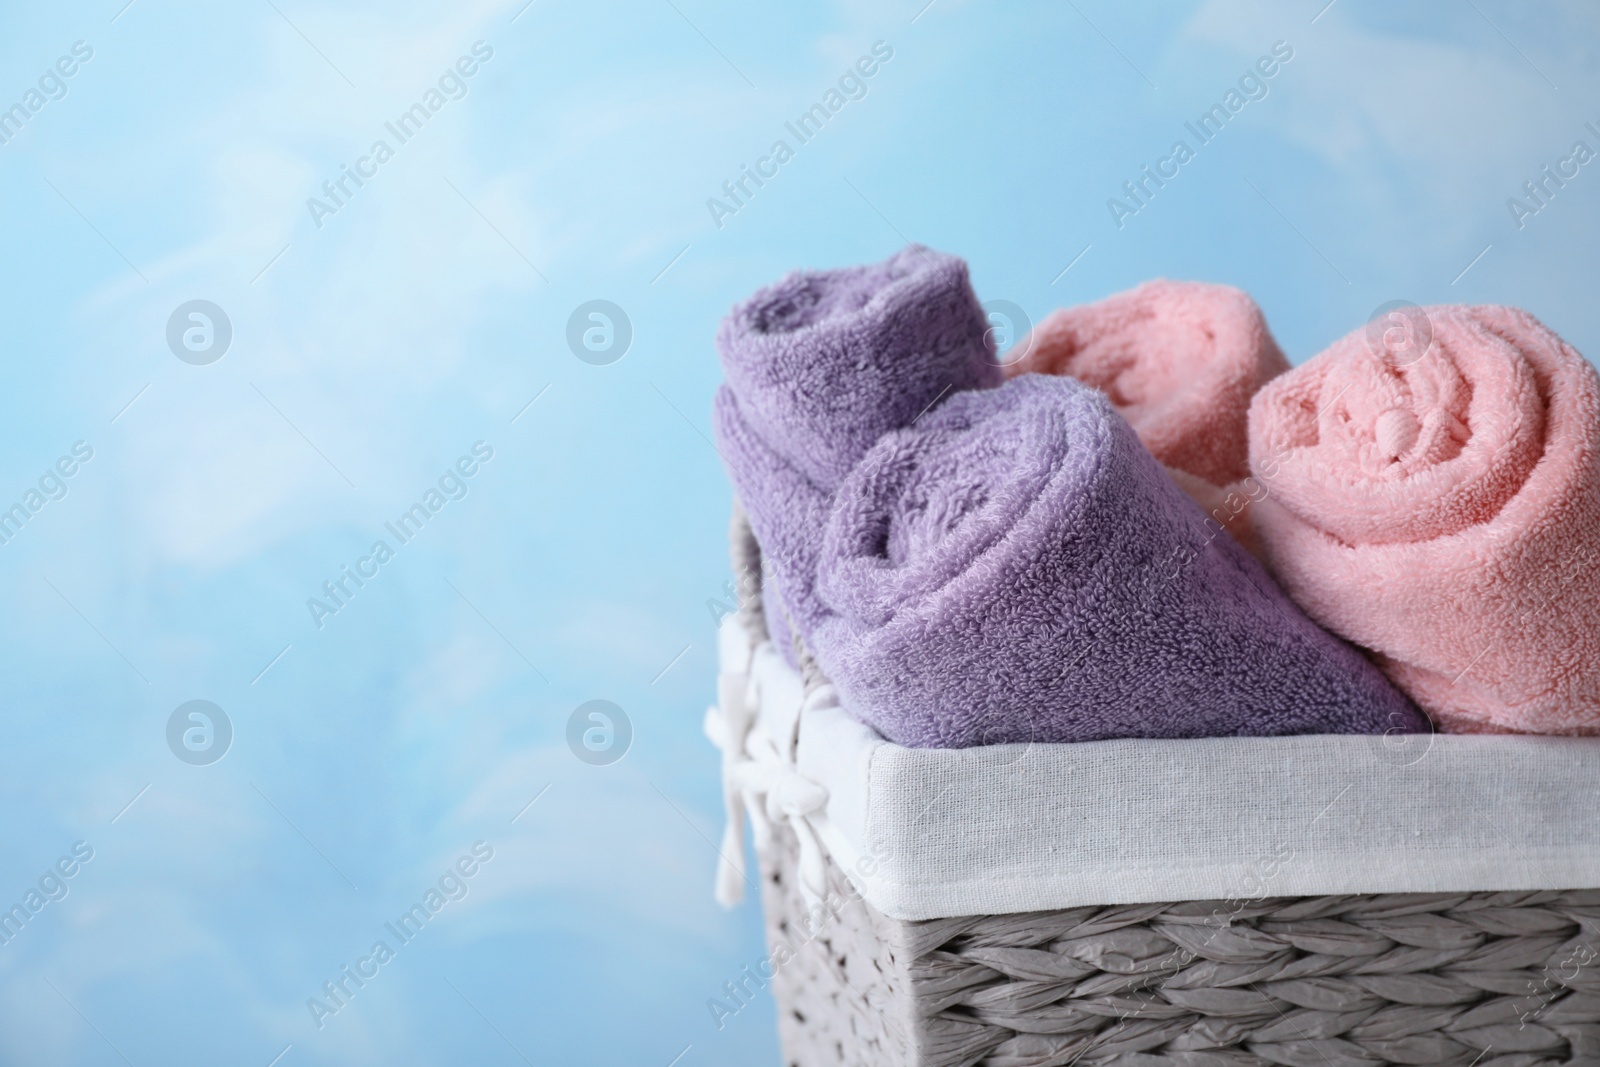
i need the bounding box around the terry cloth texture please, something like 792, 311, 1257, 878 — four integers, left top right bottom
714, 245, 999, 660
716, 244, 999, 489
1248, 305, 1600, 735
803, 373, 1424, 747
1006, 278, 1289, 487
720, 625, 1600, 922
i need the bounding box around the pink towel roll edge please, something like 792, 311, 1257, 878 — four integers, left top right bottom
1006, 278, 1289, 488
1248, 304, 1600, 735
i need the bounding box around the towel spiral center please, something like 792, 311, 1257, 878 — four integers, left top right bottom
1374, 407, 1421, 461
1252, 307, 1554, 545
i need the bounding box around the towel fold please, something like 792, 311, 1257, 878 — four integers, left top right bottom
1007, 279, 1289, 487
715, 245, 998, 658
1248, 305, 1600, 735
796, 373, 1425, 747
717, 244, 998, 489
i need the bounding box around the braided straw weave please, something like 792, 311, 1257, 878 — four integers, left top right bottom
760, 822, 1600, 1067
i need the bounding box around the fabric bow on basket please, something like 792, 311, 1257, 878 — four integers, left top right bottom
703, 641, 836, 912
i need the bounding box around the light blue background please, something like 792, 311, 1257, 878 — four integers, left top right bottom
1, 1, 1596, 1064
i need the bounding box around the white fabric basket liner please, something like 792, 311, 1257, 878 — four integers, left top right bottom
711, 617, 1600, 922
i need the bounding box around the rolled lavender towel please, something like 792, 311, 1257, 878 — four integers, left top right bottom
717, 244, 999, 488
715, 388, 834, 647
804, 374, 1426, 747
716, 245, 999, 658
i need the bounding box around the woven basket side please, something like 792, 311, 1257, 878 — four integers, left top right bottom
761, 823, 1600, 1067
729, 499, 768, 642
759, 818, 921, 1066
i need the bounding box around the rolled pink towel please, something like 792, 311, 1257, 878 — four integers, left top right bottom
1248, 304, 1600, 735
1006, 279, 1289, 487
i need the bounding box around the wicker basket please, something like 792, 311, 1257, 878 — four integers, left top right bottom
714, 511, 1600, 1067
758, 819, 1600, 1067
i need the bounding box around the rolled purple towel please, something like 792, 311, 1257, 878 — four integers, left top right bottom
715, 245, 999, 654
714, 388, 832, 646
717, 245, 999, 489
804, 374, 1427, 747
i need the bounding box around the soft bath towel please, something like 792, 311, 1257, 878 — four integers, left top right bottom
1006, 279, 1289, 487
729, 372, 1424, 747
715, 245, 998, 657
1248, 305, 1600, 735
717, 244, 998, 489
